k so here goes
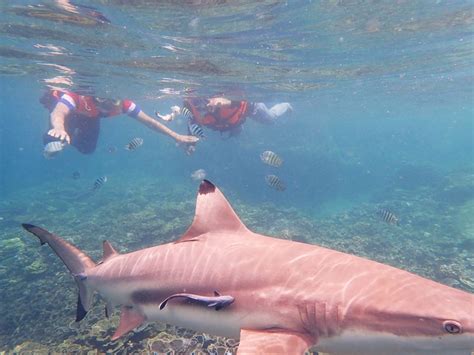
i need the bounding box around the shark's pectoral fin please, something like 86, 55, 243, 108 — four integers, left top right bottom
111, 306, 146, 340
237, 329, 314, 355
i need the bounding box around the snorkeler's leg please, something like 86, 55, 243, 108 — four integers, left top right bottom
249, 103, 276, 124
269, 103, 293, 117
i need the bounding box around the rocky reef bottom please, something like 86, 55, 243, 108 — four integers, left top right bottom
0, 172, 472, 353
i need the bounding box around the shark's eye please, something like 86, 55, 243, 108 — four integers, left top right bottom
443, 320, 462, 334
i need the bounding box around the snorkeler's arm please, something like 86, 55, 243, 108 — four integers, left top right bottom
48, 102, 71, 144
134, 110, 199, 144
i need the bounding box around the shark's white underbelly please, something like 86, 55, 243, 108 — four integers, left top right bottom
315, 330, 474, 355
142, 303, 283, 340
93, 282, 274, 339
142, 304, 242, 338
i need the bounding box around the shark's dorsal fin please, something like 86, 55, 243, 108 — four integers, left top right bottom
102, 240, 118, 261
177, 180, 249, 243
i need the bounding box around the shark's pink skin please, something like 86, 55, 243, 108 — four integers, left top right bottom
23, 180, 474, 354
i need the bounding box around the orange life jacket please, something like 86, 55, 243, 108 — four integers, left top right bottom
44, 90, 124, 118
185, 99, 249, 132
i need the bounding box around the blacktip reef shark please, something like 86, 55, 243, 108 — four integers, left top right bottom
22, 180, 474, 354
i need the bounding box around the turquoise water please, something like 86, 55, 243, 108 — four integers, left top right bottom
0, 1, 473, 352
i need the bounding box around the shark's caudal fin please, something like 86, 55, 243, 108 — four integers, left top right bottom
177, 180, 249, 242
22, 224, 96, 321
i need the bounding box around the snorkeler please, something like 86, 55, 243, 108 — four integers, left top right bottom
40, 90, 199, 155
155, 96, 292, 154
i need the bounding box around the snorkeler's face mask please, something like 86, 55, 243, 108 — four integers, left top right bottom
94, 97, 121, 112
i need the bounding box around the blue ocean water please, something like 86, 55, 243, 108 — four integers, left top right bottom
0, 0, 473, 352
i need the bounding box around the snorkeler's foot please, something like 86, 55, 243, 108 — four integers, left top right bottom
270, 103, 293, 118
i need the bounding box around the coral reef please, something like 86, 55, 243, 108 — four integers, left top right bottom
392, 163, 444, 190
436, 170, 474, 205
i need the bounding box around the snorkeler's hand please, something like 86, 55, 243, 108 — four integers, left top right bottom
155, 106, 181, 122
48, 128, 70, 144
171, 106, 181, 115
174, 134, 198, 155
175, 134, 199, 144
155, 111, 173, 122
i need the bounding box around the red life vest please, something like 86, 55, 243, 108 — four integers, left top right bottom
185, 99, 249, 131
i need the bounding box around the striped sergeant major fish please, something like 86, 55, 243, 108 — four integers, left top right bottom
92, 176, 107, 191
43, 141, 66, 159
181, 106, 192, 119
125, 137, 144, 151
188, 122, 205, 139
260, 150, 283, 168
265, 174, 286, 191
378, 208, 399, 225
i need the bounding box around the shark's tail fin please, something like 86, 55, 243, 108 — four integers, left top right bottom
22, 223, 96, 321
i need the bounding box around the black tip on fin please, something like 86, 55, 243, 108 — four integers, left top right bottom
21, 223, 46, 245
22, 223, 36, 231
214, 290, 220, 296
76, 294, 88, 322
159, 301, 167, 310
199, 180, 215, 195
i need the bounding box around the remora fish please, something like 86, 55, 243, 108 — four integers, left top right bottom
260, 150, 283, 167
125, 138, 143, 151
159, 291, 234, 311
22, 180, 474, 354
